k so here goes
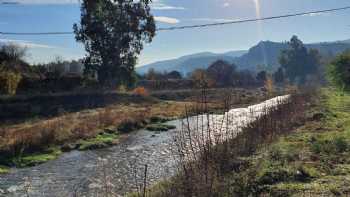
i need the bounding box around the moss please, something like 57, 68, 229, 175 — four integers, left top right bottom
14, 147, 62, 167
77, 132, 119, 151
0, 165, 9, 174
146, 124, 176, 132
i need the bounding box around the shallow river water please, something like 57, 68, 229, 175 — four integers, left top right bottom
0, 95, 289, 197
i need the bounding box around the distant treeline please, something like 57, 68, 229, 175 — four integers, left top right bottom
139, 36, 326, 90
0, 36, 335, 95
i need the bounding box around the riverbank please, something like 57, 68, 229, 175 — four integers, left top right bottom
0, 100, 195, 170
0, 88, 270, 172
140, 88, 350, 196
0, 94, 289, 196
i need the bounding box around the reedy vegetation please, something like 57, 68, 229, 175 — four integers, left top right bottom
126, 88, 306, 197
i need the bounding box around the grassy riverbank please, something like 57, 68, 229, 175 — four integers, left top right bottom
251, 88, 350, 196
136, 88, 350, 196
0, 88, 269, 171
0, 100, 195, 169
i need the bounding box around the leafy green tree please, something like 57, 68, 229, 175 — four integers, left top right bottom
74, 0, 156, 88
279, 36, 321, 84
327, 51, 350, 91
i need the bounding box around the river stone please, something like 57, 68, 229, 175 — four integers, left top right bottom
61, 143, 77, 152
88, 183, 102, 189
7, 185, 21, 193
104, 128, 117, 134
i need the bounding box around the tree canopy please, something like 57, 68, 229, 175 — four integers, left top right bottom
207, 60, 236, 87
74, 0, 156, 88
327, 50, 350, 91
279, 36, 321, 84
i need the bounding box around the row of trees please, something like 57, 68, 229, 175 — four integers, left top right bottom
139, 36, 324, 90
188, 61, 281, 88
0, 44, 87, 94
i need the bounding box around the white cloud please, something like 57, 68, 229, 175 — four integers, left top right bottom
0, 39, 56, 49
151, 0, 185, 10
154, 16, 180, 24
303, 12, 330, 17
152, 5, 185, 10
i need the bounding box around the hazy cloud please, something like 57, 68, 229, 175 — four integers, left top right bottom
0, 39, 56, 49
303, 12, 331, 17
151, 0, 185, 10
190, 18, 238, 23
223, 2, 230, 7
154, 16, 180, 24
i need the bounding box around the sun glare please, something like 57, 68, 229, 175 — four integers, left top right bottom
253, 0, 267, 67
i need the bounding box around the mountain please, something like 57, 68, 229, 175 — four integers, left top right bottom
136, 50, 247, 75
137, 40, 350, 75
234, 40, 350, 71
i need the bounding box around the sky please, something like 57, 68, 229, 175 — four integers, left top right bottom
0, 0, 349, 66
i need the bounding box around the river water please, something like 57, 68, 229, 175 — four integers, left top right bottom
0, 95, 289, 197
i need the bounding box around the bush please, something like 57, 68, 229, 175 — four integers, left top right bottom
117, 119, 145, 133
0, 70, 22, 95
327, 51, 350, 91
132, 86, 149, 96
310, 136, 348, 155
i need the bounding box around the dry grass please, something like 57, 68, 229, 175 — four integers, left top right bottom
0, 100, 194, 157
133, 91, 307, 197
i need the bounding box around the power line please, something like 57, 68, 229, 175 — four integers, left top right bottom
157, 6, 350, 31
0, 5, 349, 35
0, 32, 73, 35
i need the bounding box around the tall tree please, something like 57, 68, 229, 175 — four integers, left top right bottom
74, 0, 156, 87
279, 36, 320, 84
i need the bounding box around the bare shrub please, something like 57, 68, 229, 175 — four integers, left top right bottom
158, 89, 307, 197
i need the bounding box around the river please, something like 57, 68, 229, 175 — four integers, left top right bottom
0, 95, 289, 197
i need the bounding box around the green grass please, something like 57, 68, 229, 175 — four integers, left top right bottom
0, 165, 9, 174
243, 88, 350, 195
77, 132, 119, 151
136, 88, 350, 197
13, 147, 62, 168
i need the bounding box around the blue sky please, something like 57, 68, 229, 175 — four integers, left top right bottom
0, 0, 349, 66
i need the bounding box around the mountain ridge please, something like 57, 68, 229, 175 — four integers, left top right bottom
137, 39, 350, 75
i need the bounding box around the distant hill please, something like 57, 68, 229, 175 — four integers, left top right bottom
136, 39, 350, 75
234, 40, 350, 71
136, 51, 247, 75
